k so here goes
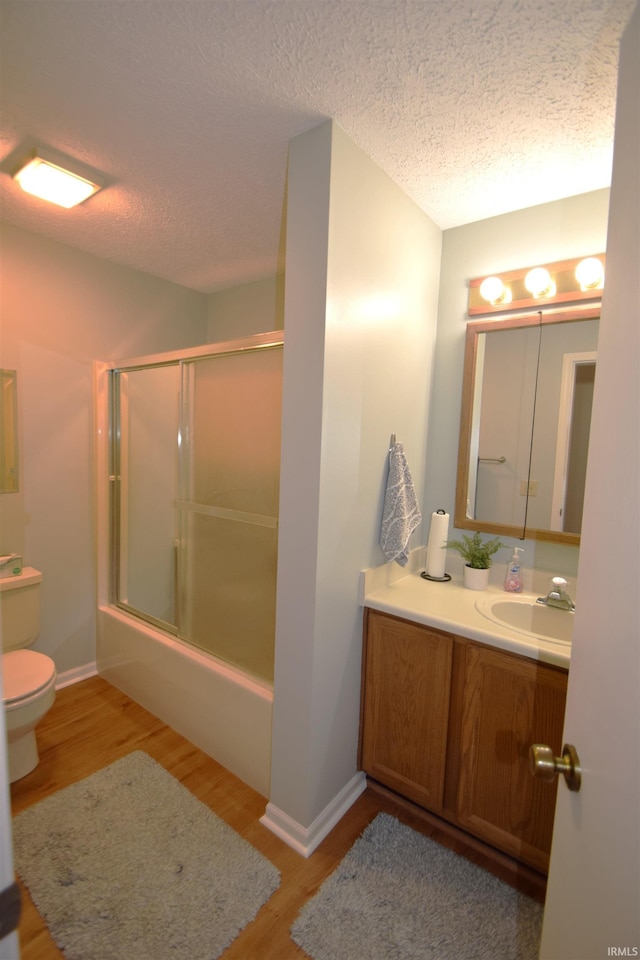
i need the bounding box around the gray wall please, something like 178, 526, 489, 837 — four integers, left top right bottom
269, 120, 442, 831
426, 189, 610, 580
0, 223, 208, 675
207, 275, 284, 342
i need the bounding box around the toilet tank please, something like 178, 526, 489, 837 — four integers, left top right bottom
0, 567, 42, 652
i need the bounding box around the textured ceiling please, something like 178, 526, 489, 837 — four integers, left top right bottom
0, 0, 635, 293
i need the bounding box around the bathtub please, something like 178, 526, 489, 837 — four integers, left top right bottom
96, 605, 273, 796
93, 345, 278, 800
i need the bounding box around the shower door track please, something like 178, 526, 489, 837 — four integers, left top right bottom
105, 331, 284, 373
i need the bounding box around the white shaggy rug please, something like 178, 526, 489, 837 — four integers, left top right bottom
292, 813, 543, 960
12, 751, 280, 960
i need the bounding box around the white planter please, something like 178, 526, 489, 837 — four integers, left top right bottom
463, 565, 490, 591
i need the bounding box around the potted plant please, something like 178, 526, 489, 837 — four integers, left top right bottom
444, 531, 506, 590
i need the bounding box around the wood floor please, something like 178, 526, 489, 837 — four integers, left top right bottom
10, 676, 546, 960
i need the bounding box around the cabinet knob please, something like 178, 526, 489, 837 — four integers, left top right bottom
529, 742, 582, 792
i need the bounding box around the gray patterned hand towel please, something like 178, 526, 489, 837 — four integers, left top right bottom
380, 441, 422, 566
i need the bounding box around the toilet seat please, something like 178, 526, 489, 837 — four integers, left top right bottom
2, 650, 56, 707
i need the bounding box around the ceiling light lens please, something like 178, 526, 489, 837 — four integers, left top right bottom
575, 257, 604, 290
13, 155, 101, 208
524, 267, 555, 299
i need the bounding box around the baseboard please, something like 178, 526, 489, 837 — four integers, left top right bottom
55, 662, 98, 690
260, 770, 367, 858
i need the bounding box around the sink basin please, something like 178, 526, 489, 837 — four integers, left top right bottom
475, 594, 574, 645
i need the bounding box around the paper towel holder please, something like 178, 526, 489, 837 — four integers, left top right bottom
421, 571, 451, 582
422, 508, 452, 582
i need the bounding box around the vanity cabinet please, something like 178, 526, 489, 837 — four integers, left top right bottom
453, 641, 568, 872
359, 609, 568, 874
360, 612, 453, 812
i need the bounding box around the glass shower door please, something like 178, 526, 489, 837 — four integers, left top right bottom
110, 339, 283, 685
178, 345, 282, 682
114, 363, 180, 628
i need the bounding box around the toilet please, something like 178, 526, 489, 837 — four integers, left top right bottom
1, 568, 56, 783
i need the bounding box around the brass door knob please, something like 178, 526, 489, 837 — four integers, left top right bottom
529, 742, 582, 792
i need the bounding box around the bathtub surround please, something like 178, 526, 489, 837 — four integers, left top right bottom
291, 813, 543, 960
104, 336, 283, 683
97, 606, 273, 796
94, 335, 283, 797
12, 751, 280, 960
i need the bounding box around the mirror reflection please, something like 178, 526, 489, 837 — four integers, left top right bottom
455, 308, 600, 545
0, 369, 19, 494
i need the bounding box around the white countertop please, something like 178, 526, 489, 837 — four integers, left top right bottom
362, 568, 571, 669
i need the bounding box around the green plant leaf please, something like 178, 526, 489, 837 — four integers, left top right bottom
443, 531, 507, 569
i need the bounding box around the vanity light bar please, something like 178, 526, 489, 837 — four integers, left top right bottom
468, 255, 606, 317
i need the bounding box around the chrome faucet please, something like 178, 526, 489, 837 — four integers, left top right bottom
537, 577, 575, 611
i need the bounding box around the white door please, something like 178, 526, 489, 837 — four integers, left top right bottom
540, 6, 639, 958
0, 658, 20, 959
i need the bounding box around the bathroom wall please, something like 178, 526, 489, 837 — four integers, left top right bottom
425, 188, 610, 580
268, 120, 442, 840
0, 223, 208, 676
206, 275, 284, 342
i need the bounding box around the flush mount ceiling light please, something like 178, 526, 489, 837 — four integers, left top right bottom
12, 147, 103, 208
468, 254, 606, 317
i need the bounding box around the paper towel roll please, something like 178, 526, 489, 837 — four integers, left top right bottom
425, 510, 449, 579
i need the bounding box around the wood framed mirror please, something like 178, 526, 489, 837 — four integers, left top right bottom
0, 369, 19, 494
455, 306, 600, 545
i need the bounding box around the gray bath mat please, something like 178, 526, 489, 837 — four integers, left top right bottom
12, 751, 280, 960
292, 812, 543, 960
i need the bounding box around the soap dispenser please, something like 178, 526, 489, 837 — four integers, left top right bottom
504, 547, 524, 592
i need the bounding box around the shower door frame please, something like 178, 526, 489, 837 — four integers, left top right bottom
101, 330, 285, 648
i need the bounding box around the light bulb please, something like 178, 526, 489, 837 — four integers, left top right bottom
479, 276, 511, 305
575, 257, 604, 290
524, 267, 555, 299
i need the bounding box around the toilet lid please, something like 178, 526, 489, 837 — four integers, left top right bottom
2, 650, 56, 705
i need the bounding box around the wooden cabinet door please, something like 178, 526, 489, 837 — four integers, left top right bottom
455, 642, 568, 873
360, 611, 453, 812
